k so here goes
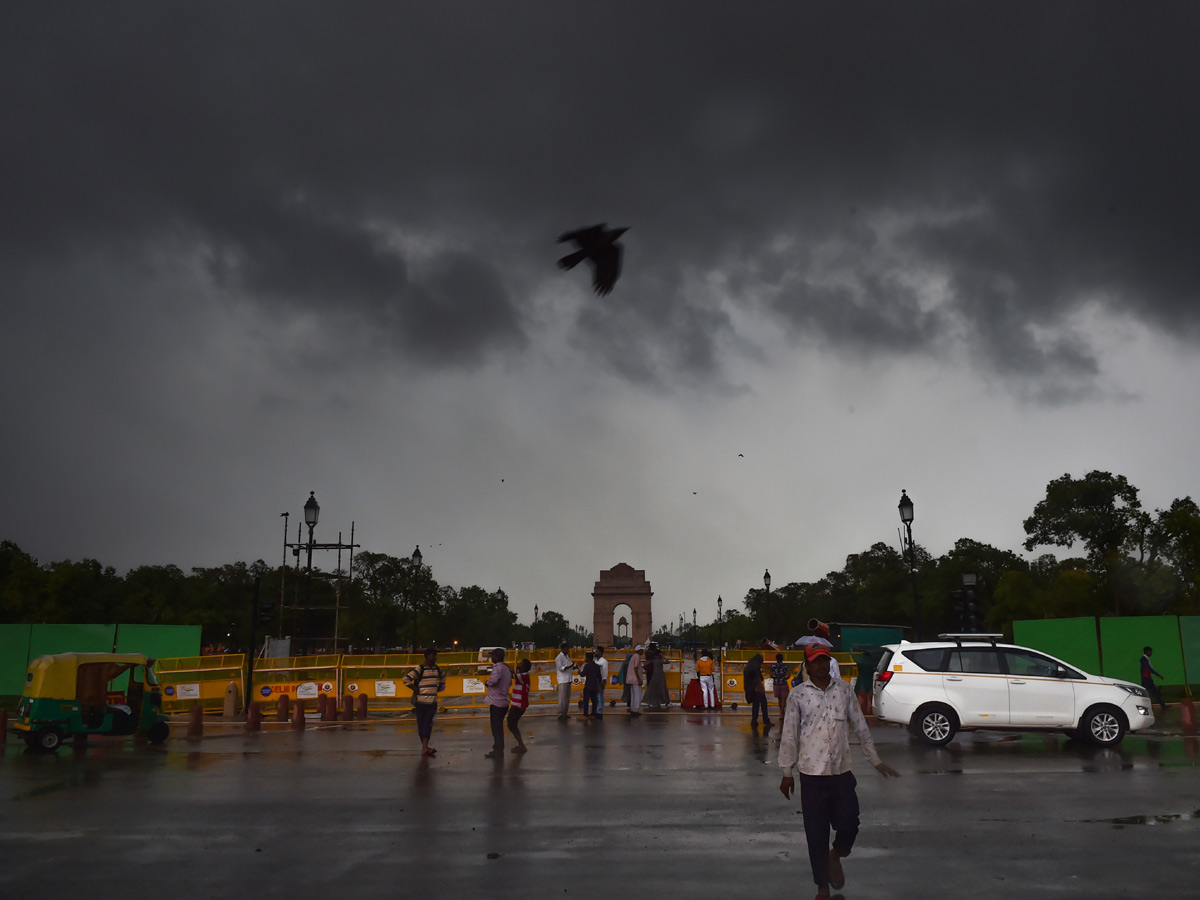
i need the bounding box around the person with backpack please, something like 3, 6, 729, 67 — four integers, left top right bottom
403, 647, 446, 757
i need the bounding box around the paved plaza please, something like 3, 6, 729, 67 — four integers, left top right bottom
2, 708, 1199, 899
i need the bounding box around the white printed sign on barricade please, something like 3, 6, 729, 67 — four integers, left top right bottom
375, 681, 396, 697
462, 677, 486, 694
297, 682, 318, 699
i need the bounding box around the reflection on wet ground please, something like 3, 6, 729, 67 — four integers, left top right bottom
2, 713, 1199, 899
1084, 810, 1200, 827
904, 729, 1199, 775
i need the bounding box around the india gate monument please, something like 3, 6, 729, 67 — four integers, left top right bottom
592, 563, 653, 648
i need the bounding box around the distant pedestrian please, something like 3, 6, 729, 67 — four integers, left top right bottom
771, 653, 791, 720
744, 652, 771, 730
402, 648, 446, 757
794, 635, 841, 682
594, 647, 609, 716
555, 642, 576, 719
1140, 646, 1169, 714
644, 643, 670, 709
697, 648, 716, 708
779, 643, 900, 900
507, 658, 531, 753
627, 644, 645, 716
485, 648, 511, 758
581, 652, 603, 718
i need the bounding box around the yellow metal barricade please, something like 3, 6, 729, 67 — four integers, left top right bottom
338, 653, 422, 712
719, 649, 857, 710
250, 655, 341, 713
156, 655, 246, 715
661, 650, 683, 704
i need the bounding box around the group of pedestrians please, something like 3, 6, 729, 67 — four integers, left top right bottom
407, 638, 1176, 900
407, 640, 703, 757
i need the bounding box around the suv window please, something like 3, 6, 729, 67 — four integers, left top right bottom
947, 649, 1002, 674
875, 649, 894, 674
1001, 649, 1080, 679
904, 648, 949, 671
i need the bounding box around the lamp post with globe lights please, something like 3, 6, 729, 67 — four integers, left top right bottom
898, 490, 921, 640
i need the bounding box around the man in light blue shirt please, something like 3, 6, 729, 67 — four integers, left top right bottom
484, 648, 511, 759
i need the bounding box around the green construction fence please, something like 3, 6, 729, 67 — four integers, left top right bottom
1014, 615, 1193, 694
0, 623, 202, 699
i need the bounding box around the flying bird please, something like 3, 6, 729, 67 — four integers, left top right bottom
557, 223, 629, 295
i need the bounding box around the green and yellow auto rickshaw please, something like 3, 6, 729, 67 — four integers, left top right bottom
10, 652, 170, 751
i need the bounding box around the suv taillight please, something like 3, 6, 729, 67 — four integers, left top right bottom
875, 670, 893, 685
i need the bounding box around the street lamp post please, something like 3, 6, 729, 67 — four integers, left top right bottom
898, 490, 921, 640
717, 595, 723, 649
410, 545, 423, 651
692, 607, 697, 646
302, 492, 320, 654
763, 569, 772, 643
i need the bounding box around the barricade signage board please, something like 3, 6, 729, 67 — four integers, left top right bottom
250, 655, 341, 712
155, 655, 246, 714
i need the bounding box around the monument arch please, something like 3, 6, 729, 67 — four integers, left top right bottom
592, 563, 652, 648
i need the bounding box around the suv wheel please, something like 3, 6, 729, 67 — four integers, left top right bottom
1081, 706, 1127, 747
910, 703, 958, 746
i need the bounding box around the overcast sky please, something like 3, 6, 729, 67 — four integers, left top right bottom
4, 3, 1200, 635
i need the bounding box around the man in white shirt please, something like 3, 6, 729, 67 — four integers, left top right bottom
626, 644, 645, 716
778, 644, 900, 900
593, 647, 610, 717
555, 642, 575, 719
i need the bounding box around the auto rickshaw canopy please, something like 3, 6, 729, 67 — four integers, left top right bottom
23, 652, 154, 701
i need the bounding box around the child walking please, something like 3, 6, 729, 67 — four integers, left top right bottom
507, 658, 531, 753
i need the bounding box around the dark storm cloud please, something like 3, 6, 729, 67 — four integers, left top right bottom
4, 3, 1200, 392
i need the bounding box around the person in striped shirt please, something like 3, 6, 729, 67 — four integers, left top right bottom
507, 657, 532, 753
403, 648, 446, 757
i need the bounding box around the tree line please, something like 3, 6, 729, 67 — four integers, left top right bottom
2, 471, 1198, 652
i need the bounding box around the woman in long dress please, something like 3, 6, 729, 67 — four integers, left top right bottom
644, 643, 670, 708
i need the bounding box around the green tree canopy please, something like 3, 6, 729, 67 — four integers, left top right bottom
1023, 471, 1146, 614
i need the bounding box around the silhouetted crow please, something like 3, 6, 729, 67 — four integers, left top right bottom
557, 223, 628, 295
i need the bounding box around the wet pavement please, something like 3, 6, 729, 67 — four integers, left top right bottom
2, 708, 1198, 899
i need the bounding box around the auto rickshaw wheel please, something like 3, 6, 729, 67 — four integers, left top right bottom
146, 721, 169, 745
29, 727, 63, 753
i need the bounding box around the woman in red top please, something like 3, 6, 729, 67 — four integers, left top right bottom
507, 658, 532, 753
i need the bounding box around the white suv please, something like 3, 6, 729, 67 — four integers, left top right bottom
873, 635, 1154, 747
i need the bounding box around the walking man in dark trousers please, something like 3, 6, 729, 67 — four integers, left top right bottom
1140, 646, 1169, 714
778, 643, 900, 900
485, 648, 511, 759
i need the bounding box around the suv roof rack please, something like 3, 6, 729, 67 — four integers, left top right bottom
936, 633, 1005, 645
